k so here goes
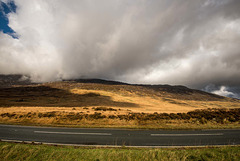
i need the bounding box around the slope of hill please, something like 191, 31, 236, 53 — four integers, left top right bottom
0, 75, 240, 129
0, 75, 239, 113
0, 74, 32, 88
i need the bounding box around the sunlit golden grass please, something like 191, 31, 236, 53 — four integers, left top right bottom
1, 108, 240, 129
1, 117, 240, 130
70, 88, 240, 113
0, 82, 240, 129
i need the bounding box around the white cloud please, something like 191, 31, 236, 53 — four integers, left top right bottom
0, 0, 240, 89
203, 84, 240, 99
212, 86, 235, 97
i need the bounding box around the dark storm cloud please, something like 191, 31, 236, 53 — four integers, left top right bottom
0, 0, 240, 97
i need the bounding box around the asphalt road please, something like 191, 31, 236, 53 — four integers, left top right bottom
0, 124, 239, 147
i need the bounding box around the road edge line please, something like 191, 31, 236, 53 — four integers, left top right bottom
0, 139, 239, 149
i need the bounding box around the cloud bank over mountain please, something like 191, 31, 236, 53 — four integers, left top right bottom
0, 0, 240, 97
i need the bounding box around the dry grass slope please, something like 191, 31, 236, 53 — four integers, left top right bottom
0, 80, 240, 129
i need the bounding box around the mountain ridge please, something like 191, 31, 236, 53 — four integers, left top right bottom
0, 74, 234, 101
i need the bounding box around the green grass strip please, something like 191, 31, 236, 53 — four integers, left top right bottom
0, 142, 240, 161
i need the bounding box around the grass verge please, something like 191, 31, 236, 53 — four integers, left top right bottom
1, 119, 240, 130
1, 108, 240, 129
0, 142, 240, 161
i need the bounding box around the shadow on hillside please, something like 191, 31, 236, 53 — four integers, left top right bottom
0, 86, 138, 107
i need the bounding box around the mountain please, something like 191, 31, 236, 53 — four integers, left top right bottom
0, 74, 32, 88
0, 74, 239, 114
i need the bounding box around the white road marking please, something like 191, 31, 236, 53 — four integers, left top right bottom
34, 131, 112, 136
151, 133, 223, 136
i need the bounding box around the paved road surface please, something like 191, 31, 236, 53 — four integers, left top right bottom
0, 124, 239, 147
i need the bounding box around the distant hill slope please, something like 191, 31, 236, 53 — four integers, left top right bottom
0, 74, 232, 101
0, 74, 32, 88
0, 74, 239, 114
62, 78, 226, 101
67, 78, 129, 85
69, 78, 223, 98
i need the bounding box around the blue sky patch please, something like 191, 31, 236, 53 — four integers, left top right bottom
0, 1, 17, 38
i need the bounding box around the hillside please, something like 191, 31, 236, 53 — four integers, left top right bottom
0, 74, 33, 88
0, 75, 239, 113
1, 75, 240, 129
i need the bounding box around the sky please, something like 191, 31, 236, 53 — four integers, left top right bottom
0, 0, 16, 36
0, 0, 240, 98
